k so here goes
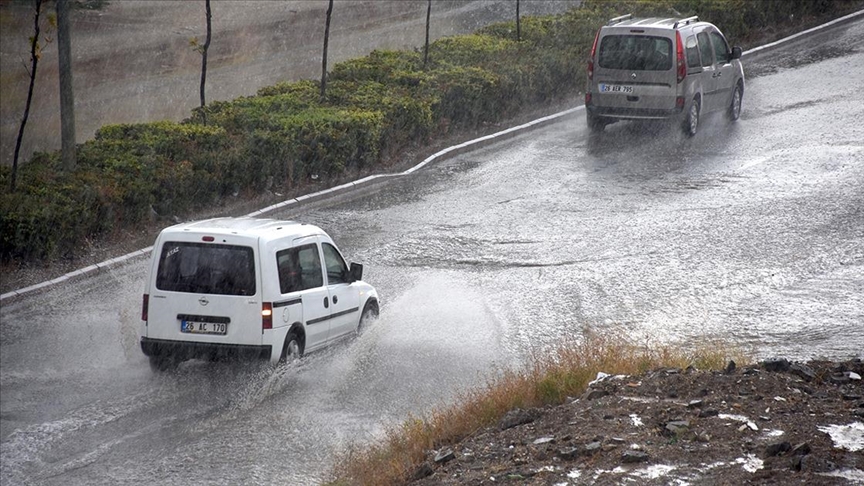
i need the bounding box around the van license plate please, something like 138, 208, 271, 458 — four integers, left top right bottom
599, 84, 634, 94
181, 320, 227, 335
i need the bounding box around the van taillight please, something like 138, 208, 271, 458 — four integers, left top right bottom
588, 29, 600, 80
142, 294, 149, 321
262, 302, 273, 330
676, 30, 686, 84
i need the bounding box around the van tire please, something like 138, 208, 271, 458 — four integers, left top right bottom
587, 112, 606, 133
683, 97, 700, 137
280, 331, 303, 363
356, 300, 379, 336
728, 83, 743, 121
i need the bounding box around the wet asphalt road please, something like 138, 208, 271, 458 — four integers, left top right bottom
1, 16, 863, 486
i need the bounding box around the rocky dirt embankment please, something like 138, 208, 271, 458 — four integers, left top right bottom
411, 359, 864, 485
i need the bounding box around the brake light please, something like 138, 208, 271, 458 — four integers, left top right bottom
588, 29, 600, 80
141, 294, 149, 321
585, 92, 592, 105
262, 302, 273, 330
676, 30, 686, 83
202, 236, 215, 242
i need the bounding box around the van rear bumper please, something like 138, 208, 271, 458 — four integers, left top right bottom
588, 105, 683, 120
140, 337, 272, 361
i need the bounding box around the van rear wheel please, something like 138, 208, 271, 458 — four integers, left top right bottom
280, 331, 302, 363
683, 97, 700, 137
587, 112, 606, 133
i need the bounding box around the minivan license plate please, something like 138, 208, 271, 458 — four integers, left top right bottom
599, 83, 634, 94
181, 320, 227, 335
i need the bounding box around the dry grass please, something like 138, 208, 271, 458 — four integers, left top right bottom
329, 332, 748, 486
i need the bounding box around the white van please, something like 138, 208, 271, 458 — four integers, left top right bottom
139, 217, 379, 370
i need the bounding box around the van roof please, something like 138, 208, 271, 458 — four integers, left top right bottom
606, 17, 707, 31
160, 217, 324, 240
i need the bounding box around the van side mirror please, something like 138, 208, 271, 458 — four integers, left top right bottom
731, 46, 742, 60
349, 262, 363, 282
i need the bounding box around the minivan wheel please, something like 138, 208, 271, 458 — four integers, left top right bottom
280, 331, 302, 363
587, 112, 606, 133
684, 98, 700, 137
728, 84, 743, 121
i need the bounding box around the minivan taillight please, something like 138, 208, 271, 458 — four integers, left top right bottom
676, 30, 686, 84
588, 29, 600, 80
262, 302, 273, 330
141, 294, 149, 321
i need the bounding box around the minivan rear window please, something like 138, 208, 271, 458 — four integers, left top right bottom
156, 242, 256, 296
598, 35, 673, 71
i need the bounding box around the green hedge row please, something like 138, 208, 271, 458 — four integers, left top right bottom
2, 0, 861, 263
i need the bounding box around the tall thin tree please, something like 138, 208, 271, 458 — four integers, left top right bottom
516, 0, 521, 42
199, 0, 212, 123
423, 0, 431, 68
320, 0, 333, 102
56, 0, 76, 171
11, 0, 53, 192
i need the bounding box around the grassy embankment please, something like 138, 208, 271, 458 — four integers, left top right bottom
330, 334, 746, 485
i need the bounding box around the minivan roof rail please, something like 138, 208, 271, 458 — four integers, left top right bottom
607, 14, 632, 26
673, 16, 699, 29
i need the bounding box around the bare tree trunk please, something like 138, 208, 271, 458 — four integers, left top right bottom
516, 0, 521, 42
56, 0, 76, 171
423, 0, 431, 69
320, 0, 333, 102
11, 0, 45, 192
199, 0, 212, 124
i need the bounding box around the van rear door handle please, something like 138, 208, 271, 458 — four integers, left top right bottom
333, 295, 338, 305
324, 297, 329, 308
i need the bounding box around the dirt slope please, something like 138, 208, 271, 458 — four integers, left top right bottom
411, 360, 864, 485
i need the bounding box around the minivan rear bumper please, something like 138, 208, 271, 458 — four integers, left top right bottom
587, 104, 683, 120
140, 337, 272, 361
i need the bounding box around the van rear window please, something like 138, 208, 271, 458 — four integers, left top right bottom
156, 242, 256, 296
598, 35, 673, 71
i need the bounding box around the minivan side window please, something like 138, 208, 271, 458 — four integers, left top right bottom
685, 35, 701, 68
276, 244, 323, 294
156, 242, 255, 296
710, 31, 730, 63
697, 32, 713, 67
322, 243, 349, 285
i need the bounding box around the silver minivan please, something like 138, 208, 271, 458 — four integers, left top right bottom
585, 14, 744, 136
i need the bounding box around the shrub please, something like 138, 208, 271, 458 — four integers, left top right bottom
427, 34, 516, 68
239, 108, 384, 188
330, 49, 422, 85
325, 80, 434, 149
426, 66, 502, 128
